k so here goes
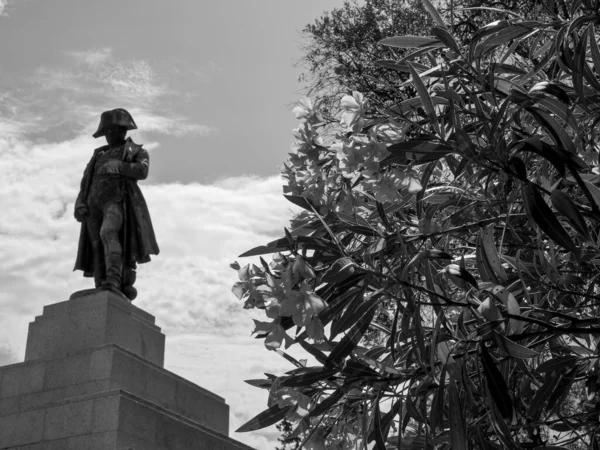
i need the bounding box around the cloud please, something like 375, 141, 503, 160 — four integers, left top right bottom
0, 47, 213, 139
0, 131, 299, 449
0, 0, 10, 17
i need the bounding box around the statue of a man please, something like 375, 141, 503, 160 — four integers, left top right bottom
73, 108, 159, 301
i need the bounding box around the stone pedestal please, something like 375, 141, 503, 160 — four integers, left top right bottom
0, 291, 254, 450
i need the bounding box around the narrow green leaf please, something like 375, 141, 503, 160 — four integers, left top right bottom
386, 138, 452, 164
406, 62, 441, 137
326, 303, 377, 366
297, 339, 328, 365
331, 290, 381, 339
322, 257, 357, 284
283, 194, 314, 211
308, 387, 345, 418
379, 36, 442, 49
236, 403, 294, 432
280, 368, 339, 387
522, 184, 578, 254
422, 0, 446, 28
526, 106, 576, 153
448, 378, 468, 450
583, 180, 600, 210
536, 355, 578, 374
515, 138, 565, 177
493, 331, 541, 359
527, 368, 564, 420
551, 190, 590, 240
480, 343, 513, 419
244, 379, 273, 389
529, 81, 571, 105
430, 26, 459, 53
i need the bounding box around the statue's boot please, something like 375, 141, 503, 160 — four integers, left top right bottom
122, 263, 138, 301
92, 240, 106, 288
100, 252, 129, 301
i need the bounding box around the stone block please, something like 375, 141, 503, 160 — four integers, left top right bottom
24, 291, 165, 366
116, 391, 255, 450
0, 362, 45, 398
42, 398, 94, 440
0, 409, 45, 447
91, 394, 120, 433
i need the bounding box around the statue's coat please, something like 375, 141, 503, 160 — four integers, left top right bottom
73, 138, 159, 276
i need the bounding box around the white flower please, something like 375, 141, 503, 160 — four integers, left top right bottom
340, 91, 366, 133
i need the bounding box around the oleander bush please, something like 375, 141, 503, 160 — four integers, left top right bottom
233, 1, 600, 448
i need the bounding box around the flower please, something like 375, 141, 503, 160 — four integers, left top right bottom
340, 91, 366, 133
292, 97, 317, 122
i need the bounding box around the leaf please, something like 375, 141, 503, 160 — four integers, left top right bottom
493, 331, 541, 359
448, 378, 467, 450
422, 0, 446, 28
526, 368, 564, 420
476, 230, 500, 284
522, 184, 578, 254
515, 138, 565, 177
528, 81, 570, 105
331, 290, 381, 339
372, 400, 387, 450
480, 343, 513, 419
526, 106, 575, 154
280, 368, 339, 387
429, 368, 446, 432
406, 62, 441, 136
536, 355, 578, 374
583, 180, 600, 211
297, 339, 328, 365
236, 403, 294, 432
283, 194, 314, 211
308, 387, 345, 418
244, 378, 273, 389
326, 303, 377, 366
551, 190, 590, 240
443, 262, 479, 290
481, 225, 507, 282
322, 257, 357, 284
430, 26, 460, 53
239, 241, 287, 257
379, 36, 443, 49
471, 20, 510, 44
386, 138, 452, 164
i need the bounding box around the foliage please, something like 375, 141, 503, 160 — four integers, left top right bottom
298, 0, 559, 115
276, 418, 301, 450
233, 1, 600, 448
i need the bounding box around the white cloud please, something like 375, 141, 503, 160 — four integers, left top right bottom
0, 0, 9, 17
0, 47, 212, 139
0, 132, 297, 449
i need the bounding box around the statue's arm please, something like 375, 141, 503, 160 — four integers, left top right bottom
121, 148, 150, 181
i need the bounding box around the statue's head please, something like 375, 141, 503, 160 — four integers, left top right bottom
93, 108, 137, 144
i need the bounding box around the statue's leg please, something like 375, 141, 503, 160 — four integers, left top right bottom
86, 208, 105, 288
99, 202, 124, 291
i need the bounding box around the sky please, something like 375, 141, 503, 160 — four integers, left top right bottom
0, 0, 346, 448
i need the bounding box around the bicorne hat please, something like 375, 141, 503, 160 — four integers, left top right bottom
93, 108, 137, 138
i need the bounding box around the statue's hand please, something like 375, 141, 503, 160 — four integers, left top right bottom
98, 160, 124, 175
74, 205, 89, 222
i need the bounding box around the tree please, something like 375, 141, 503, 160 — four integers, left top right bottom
234, 0, 600, 448
298, 0, 561, 115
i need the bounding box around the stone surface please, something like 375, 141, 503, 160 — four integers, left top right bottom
0, 292, 253, 449
0, 390, 253, 450
25, 291, 165, 367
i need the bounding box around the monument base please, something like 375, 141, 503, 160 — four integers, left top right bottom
0, 292, 254, 450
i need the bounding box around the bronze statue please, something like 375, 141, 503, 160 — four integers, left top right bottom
72, 109, 159, 301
